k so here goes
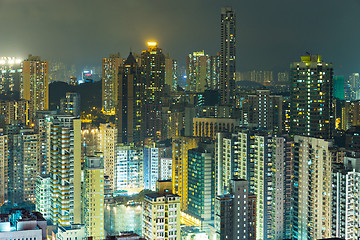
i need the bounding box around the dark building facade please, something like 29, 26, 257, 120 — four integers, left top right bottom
220, 7, 236, 105
141, 42, 165, 143
290, 55, 334, 139
117, 52, 143, 145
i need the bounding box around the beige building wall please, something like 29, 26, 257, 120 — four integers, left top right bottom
98, 123, 117, 191
73, 119, 82, 224
294, 136, 332, 239
143, 191, 180, 240
83, 156, 104, 239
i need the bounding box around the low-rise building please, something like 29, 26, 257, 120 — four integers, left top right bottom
0, 209, 47, 240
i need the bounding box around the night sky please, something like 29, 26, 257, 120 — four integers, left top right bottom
0, 0, 359, 75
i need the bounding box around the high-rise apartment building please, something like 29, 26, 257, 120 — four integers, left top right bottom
35, 174, 51, 220
0, 57, 22, 94
215, 179, 255, 240
245, 90, 283, 133
81, 125, 99, 162
117, 52, 143, 144
8, 129, 40, 203
165, 57, 177, 92
216, 132, 241, 195
172, 137, 200, 211
237, 70, 274, 84
141, 42, 165, 104
115, 145, 144, 191
193, 118, 237, 140
332, 159, 360, 240
60, 92, 81, 116
144, 147, 159, 191
159, 157, 172, 181
348, 73, 360, 100
186, 51, 210, 92
291, 136, 332, 240
220, 7, 236, 105
247, 133, 273, 240
0, 131, 8, 206
0, 99, 32, 127
21, 55, 49, 114
36, 112, 54, 175
98, 123, 117, 191
272, 136, 293, 240
216, 132, 292, 239
290, 55, 334, 139
333, 76, 345, 100
187, 143, 215, 227
277, 72, 289, 83
217, 130, 277, 240
50, 116, 82, 226
102, 53, 123, 115
341, 101, 360, 130
142, 180, 181, 240
209, 53, 220, 90
141, 42, 165, 142
82, 155, 105, 239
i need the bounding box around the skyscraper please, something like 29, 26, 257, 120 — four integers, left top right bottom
245, 89, 283, 133
215, 179, 255, 240
143, 147, 159, 191
291, 136, 332, 240
165, 57, 177, 92
21, 55, 49, 115
0, 131, 8, 206
220, 7, 236, 105
50, 116, 82, 226
8, 129, 40, 203
209, 53, 221, 90
35, 174, 51, 220
348, 73, 360, 100
117, 52, 143, 144
0, 99, 32, 127
102, 53, 122, 115
172, 137, 200, 211
0, 57, 22, 94
141, 42, 165, 142
98, 123, 117, 191
187, 143, 215, 227
333, 76, 345, 100
82, 155, 105, 239
186, 50, 210, 92
332, 156, 360, 240
290, 55, 334, 139
217, 130, 274, 240
115, 145, 144, 191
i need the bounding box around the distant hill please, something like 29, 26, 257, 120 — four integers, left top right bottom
49, 81, 102, 113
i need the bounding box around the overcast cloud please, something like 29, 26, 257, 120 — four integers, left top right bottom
0, 0, 358, 75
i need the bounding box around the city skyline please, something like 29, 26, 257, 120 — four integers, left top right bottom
1, 2, 360, 240
0, 0, 359, 75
